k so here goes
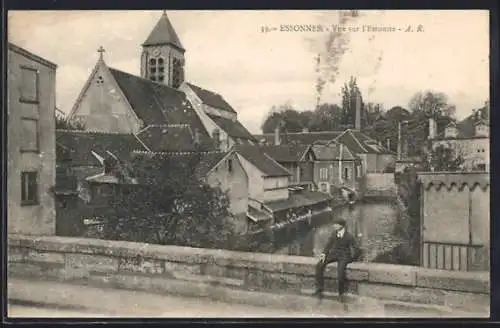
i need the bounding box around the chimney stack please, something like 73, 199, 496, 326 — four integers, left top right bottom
428, 117, 437, 140
212, 129, 221, 149
274, 122, 281, 145
355, 90, 362, 130
194, 128, 201, 145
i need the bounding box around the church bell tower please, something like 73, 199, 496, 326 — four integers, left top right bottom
140, 11, 185, 88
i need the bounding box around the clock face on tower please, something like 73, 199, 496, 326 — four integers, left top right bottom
152, 49, 161, 56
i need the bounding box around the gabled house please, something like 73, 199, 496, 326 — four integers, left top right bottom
254, 128, 395, 174
312, 141, 362, 195
335, 129, 395, 174
429, 104, 490, 172
233, 145, 332, 231
8, 43, 58, 235
67, 11, 255, 152
257, 144, 316, 190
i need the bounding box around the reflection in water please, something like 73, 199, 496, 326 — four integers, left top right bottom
276, 201, 407, 263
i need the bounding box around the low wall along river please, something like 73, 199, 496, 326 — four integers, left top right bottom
7, 234, 489, 316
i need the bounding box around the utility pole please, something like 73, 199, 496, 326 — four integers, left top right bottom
397, 121, 402, 160
397, 120, 409, 160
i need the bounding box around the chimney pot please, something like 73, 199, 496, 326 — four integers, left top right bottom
194, 128, 201, 144
274, 123, 281, 145
355, 90, 362, 130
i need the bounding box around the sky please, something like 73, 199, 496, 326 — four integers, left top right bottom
8, 10, 489, 134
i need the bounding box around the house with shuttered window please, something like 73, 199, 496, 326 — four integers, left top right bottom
7, 43, 57, 235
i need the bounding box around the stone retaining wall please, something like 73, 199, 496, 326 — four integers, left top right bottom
7, 234, 490, 315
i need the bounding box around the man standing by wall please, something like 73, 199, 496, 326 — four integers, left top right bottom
314, 218, 362, 303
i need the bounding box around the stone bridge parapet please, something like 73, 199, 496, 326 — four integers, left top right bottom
7, 234, 490, 315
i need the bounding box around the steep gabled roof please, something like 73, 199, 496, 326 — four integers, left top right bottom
142, 12, 184, 50
194, 151, 231, 178
107, 67, 213, 149
56, 130, 147, 167
254, 131, 343, 145
336, 130, 393, 154
130, 150, 229, 180
186, 83, 237, 114
207, 114, 255, 141
234, 145, 291, 177
258, 144, 313, 163
8, 43, 57, 69
137, 124, 206, 152
312, 142, 358, 161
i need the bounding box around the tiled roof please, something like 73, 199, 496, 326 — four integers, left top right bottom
312, 142, 358, 161
56, 130, 147, 167
194, 151, 229, 178
450, 107, 490, 139
207, 114, 255, 141
186, 83, 237, 114
8, 43, 57, 69
108, 67, 213, 148
254, 130, 393, 155
137, 124, 213, 152
253, 131, 342, 145
234, 145, 291, 177
131, 150, 228, 180
258, 144, 312, 163
336, 130, 393, 154
263, 190, 333, 212
142, 12, 184, 50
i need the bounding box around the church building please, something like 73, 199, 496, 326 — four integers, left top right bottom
67, 11, 256, 152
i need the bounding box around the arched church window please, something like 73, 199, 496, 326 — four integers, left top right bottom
158, 58, 165, 73
148, 57, 165, 83
172, 58, 183, 88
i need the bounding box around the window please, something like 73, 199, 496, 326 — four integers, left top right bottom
319, 168, 328, 181
20, 119, 39, 152
172, 57, 183, 88
21, 171, 38, 205
343, 167, 349, 180
148, 57, 164, 82
96, 75, 104, 86
20, 67, 38, 103
477, 164, 486, 171
320, 183, 328, 193
228, 159, 233, 173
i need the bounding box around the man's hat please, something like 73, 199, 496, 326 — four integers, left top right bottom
332, 218, 346, 227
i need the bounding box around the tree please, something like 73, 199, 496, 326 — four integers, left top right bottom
261, 103, 305, 133
92, 153, 235, 249
408, 90, 456, 119
340, 76, 364, 128
308, 103, 343, 131
423, 144, 465, 172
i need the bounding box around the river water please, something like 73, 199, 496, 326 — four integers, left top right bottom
274, 200, 411, 264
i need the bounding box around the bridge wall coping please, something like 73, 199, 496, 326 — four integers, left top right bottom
7, 234, 490, 313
